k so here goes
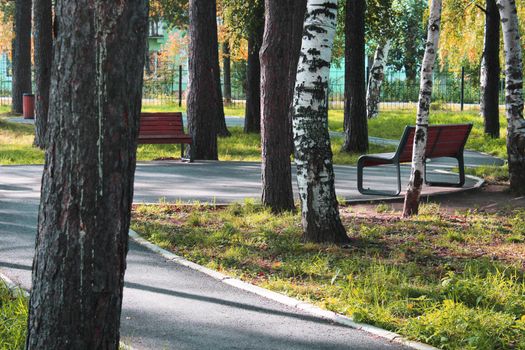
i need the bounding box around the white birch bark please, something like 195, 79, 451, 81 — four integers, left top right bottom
292, 0, 348, 243
366, 39, 391, 119
496, 0, 525, 194
402, 0, 442, 217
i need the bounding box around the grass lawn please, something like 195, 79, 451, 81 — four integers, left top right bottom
0, 282, 28, 349
0, 107, 508, 181
132, 201, 525, 350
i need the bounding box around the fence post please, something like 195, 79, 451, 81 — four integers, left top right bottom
460, 67, 465, 111
178, 65, 183, 107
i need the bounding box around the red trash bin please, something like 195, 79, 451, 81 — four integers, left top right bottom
23, 93, 35, 119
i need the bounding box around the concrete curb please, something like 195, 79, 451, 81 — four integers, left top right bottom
129, 229, 439, 350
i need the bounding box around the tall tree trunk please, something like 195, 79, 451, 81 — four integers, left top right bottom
223, 41, 232, 105
342, 0, 368, 153
33, 0, 53, 149
366, 40, 391, 119
11, 0, 32, 114
480, 0, 501, 138
244, 4, 264, 134
260, 0, 295, 212
211, 2, 230, 137
286, 0, 308, 154
292, 0, 349, 244
497, 0, 525, 195
187, 0, 219, 159
403, 0, 442, 217
26, 0, 148, 348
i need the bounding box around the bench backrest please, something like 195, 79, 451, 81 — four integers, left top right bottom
396, 124, 472, 162
139, 112, 186, 136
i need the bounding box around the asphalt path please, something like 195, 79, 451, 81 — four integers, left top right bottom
0, 163, 416, 350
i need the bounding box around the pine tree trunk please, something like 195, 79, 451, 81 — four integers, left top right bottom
403, 0, 442, 217
223, 42, 232, 105
187, 0, 219, 159
260, 0, 295, 212
33, 0, 53, 149
286, 0, 308, 155
26, 1, 148, 348
11, 0, 32, 114
342, 0, 368, 153
366, 40, 391, 119
244, 6, 264, 134
480, 0, 501, 138
292, 0, 349, 244
211, 1, 230, 137
497, 0, 525, 195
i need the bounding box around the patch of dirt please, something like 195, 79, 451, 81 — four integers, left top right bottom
345, 183, 525, 216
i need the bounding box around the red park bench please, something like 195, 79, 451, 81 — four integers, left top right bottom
138, 112, 193, 162
357, 123, 473, 196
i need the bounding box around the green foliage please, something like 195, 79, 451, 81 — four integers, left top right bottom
132, 203, 525, 350
0, 282, 28, 350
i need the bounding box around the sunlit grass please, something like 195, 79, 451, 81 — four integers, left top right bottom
0, 282, 28, 350
132, 202, 525, 350
0, 108, 508, 172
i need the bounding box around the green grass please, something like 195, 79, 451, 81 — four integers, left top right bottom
329, 110, 508, 159
0, 108, 507, 176
132, 202, 525, 350
0, 282, 28, 350
0, 105, 10, 115
142, 103, 245, 117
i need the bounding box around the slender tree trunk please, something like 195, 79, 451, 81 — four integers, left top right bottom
33, 0, 53, 149
286, 0, 308, 154
211, 1, 230, 137
497, 0, 525, 195
293, 0, 349, 244
26, 1, 148, 348
403, 0, 442, 217
480, 0, 501, 138
260, 0, 295, 212
366, 40, 391, 119
342, 0, 368, 153
187, 0, 219, 159
223, 41, 232, 105
244, 4, 264, 134
11, 0, 32, 114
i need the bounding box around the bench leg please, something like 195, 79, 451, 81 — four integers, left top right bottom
424, 155, 465, 187
357, 161, 402, 196
180, 144, 194, 163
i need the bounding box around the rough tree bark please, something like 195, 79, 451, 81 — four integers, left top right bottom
33, 0, 53, 149
403, 0, 442, 217
480, 0, 501, 138
496, 0, 525, 195
223, 41, 232, 105
187, 0, 219, 159
366, 40, 391, 119
244, 2, 265, 134
26, 0, 148, 348
286, 0, 308, 154
211, 1, 230, 137
11, 0, 32, 114
342, 0, 368, 153
260, 0, 295, 212
292, 0, 349, 243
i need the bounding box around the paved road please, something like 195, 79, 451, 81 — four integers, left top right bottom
0, 164, 416, 350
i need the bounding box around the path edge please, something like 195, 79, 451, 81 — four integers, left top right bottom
129, 229, 439, 350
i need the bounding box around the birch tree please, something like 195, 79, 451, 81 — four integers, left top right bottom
292, 0, 349, 243
497, 0, 525, 195
403, 0, 442, 217
366, 39, 391, 119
